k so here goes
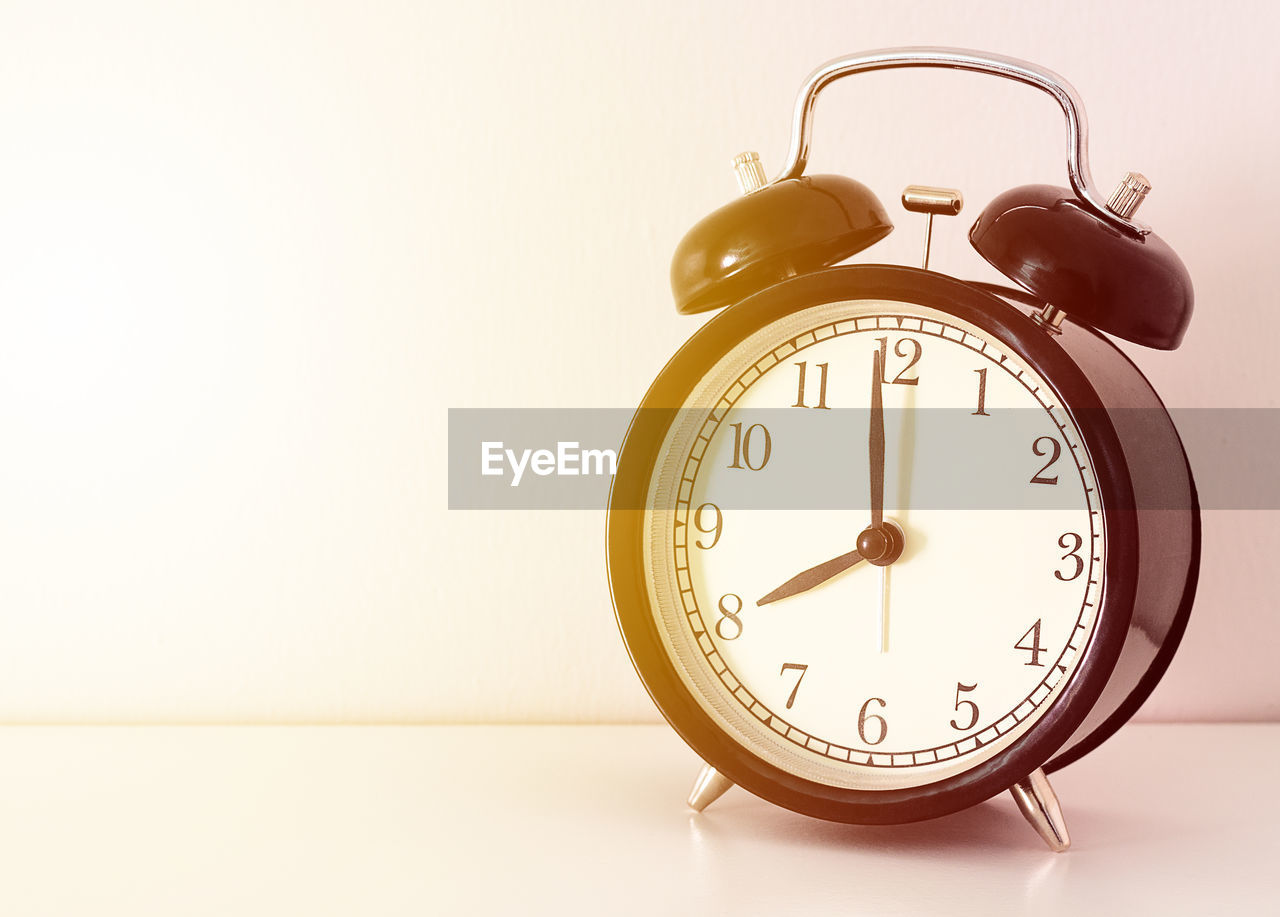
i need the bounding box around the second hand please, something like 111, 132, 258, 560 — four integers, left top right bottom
880, 566, 890, 654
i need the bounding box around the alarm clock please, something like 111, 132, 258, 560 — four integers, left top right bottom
606, 48, 1198, 852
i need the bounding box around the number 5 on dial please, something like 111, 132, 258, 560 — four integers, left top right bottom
950, 682, 979, 731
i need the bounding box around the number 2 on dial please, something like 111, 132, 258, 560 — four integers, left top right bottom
1030, 436, 1061, 485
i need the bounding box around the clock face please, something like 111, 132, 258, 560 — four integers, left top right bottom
641, 298, 1105, 791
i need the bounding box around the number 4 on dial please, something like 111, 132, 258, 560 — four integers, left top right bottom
1016, 619, 1047, 667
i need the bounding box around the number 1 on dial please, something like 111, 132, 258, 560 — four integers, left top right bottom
973, 367, 990, 416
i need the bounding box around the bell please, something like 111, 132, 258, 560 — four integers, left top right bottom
969, 183, 1193, 350
671, 164, 892, 315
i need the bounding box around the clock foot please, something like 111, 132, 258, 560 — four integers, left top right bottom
687, 764, 734, 812
1010, 768, 1071, 852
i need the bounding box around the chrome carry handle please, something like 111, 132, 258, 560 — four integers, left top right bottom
772, 47, 1147, 236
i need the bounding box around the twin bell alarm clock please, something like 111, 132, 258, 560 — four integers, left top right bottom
606, 48, 1198, 851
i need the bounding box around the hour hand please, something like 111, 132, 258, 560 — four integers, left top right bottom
757, 549, 866, 606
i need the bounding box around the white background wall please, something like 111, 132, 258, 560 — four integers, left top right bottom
0, 0, 1274, 723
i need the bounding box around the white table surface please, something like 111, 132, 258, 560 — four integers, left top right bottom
0, 723, 1272, 915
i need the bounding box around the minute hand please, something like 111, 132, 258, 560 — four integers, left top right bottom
870, 348, 885, 529
757, 549, 866, 606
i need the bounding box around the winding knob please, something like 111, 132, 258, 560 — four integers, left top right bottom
732, 151, 768, 195
1106, 171, 1152, 219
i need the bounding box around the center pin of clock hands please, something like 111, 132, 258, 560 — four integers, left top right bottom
756, 350, 906, 613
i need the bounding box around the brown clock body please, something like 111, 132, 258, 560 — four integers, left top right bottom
608, 265, 1200, 824
1021, 296, 1200, 772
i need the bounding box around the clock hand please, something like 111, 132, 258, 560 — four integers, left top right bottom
866, 347, 897, 653
870, 348, 885, 529
756, 548, 866, 606
879, 566, 890, 654
756, 352, 903, 609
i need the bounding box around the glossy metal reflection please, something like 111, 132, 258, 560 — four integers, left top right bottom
770, 47, 1147, 237
902, 185, 964, 270
1011, 768, 1071, 852
687, 764, 734, 813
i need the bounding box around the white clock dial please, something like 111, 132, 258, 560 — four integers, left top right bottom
644, 299, 1104, 791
